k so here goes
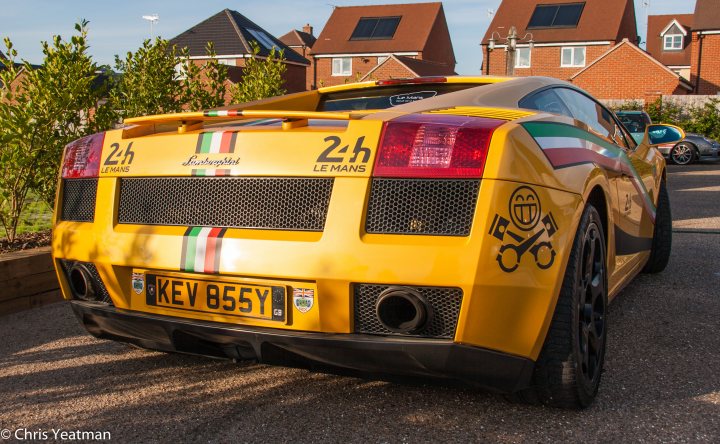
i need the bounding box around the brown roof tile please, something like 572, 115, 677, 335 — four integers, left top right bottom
693, 0, 720, 31
279, 29, 316, 48
482, 0, 638, 45
311, 2, 445, 55
169, 9, 309, 65
646, 14, 693, 67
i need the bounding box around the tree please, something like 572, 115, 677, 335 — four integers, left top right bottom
0, 21, 112, 241
111, 39, 228, 118
230, 41, 286, 103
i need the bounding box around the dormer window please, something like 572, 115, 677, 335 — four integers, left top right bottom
660, 19, 687, 51
664, 34, 683, 50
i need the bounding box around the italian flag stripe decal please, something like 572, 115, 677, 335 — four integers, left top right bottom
523, 121, 657, 221
180, 227, 228, 273
195, 132, 238, 154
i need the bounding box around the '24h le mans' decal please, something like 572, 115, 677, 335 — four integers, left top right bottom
489, 186, 559, 273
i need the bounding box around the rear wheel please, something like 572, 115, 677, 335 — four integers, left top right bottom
670, 143, 696, 165
514, 204, 608, 409
642, 181, 672, 273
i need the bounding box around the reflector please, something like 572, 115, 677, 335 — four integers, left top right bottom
61, 132, 105, 179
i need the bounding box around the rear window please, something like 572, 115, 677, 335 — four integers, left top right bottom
318, 83, 483, 111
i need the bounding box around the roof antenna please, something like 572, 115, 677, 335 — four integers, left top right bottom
326, 3, 338, 8
142, 14, 159, 39
487, 8, 496, 19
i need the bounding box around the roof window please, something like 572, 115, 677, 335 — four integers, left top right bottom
350, 17, 401, 40
528, 3, 585, 29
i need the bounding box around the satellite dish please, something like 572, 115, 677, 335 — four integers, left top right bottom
487, 8, 495, 19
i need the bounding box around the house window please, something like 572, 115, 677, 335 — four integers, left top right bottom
664, 34, 683, 50
332, 58, 352, 76
515, 48, 531, 68
218, 59, 235, 66
561, 47, 586, 67
528, 3, 585, 29
350, 17, 401, 40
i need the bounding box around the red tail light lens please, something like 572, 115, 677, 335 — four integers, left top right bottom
61, 132, 105, 179
373, 115, 502, 178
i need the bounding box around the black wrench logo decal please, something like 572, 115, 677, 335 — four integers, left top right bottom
489, 187, 559, 273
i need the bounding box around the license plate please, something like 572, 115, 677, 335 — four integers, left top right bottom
145, 274, 285, 321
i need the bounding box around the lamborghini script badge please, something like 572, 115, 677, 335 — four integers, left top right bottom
490, 186, 558, 273
293, 288, 315, 313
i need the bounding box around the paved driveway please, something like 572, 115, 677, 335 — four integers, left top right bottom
0, 164, 718, 443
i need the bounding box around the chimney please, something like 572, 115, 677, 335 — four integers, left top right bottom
303, 23, 313, 36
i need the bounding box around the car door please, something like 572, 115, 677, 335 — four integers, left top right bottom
552, 88, 648, 282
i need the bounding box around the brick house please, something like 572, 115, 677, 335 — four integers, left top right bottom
308, 2, 456, 89
168, 9, 310, 99
646, 14, 693, 81
360, 54, 456, 81
689, 0, 720, 95
279, 25, 317, 90
481, 0, 638, 79
570, 39, 692, 99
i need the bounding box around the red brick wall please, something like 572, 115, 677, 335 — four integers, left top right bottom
571, 43, 687, 99
314, 56, 396, 87
483, 45, 610, 80
362, 59, 414, 81
690, 32, 720, 94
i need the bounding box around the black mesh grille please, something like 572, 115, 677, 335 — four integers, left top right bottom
354, 284, 463, 338
366, 179, 479, 236
59, 260, 112, 304
61, 179, 97, 222
118, 177, 334, 231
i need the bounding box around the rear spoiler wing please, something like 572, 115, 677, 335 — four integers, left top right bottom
124, 110, 364, 132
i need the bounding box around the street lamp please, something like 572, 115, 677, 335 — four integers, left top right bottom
142, 14, 159, 39
486, 26, 534, 76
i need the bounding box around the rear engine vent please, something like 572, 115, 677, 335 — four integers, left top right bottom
366, 179, 479, 236
118, 177, 334, 231
354, 284, 462, 338
61, 179, 98, 222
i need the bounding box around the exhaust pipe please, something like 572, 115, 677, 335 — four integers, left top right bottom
375, 287, 433, 334
68, 264, 96, 301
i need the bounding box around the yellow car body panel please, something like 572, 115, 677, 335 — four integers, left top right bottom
52, 76, 671, 395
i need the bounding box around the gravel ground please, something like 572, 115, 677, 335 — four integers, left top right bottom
0, 164, 718, 443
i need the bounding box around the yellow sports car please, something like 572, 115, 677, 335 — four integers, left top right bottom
53, 76, 682, 408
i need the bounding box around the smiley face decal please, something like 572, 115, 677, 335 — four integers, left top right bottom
490, 186, 558, 273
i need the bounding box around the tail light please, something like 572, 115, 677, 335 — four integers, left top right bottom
61, 132, 105, 179
373, 115, 502, 178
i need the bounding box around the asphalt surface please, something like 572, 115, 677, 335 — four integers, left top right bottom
1, 164, 719, 443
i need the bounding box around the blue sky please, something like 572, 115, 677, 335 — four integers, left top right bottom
0, 0, 696, 74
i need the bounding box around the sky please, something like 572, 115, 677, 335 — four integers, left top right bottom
0, 0, 697, 74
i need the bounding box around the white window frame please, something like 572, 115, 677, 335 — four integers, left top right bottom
332, 57, 352, 76
663, 34, 683, 50
561, 46, 586, 67
515, 47, 531, 68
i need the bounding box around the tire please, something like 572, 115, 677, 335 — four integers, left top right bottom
670, 142, 696, 165
642, 181, 672, 273
513, 204, 608, 409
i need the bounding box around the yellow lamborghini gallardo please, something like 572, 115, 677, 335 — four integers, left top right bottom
53, 76, 683, 408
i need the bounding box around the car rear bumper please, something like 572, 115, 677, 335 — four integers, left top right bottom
71, 300, 535, 393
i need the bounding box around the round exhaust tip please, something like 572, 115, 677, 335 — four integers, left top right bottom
375, 287, 433, 334
68, 264, 96, 301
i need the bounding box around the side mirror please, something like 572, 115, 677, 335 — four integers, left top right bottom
644, 124, 685, 146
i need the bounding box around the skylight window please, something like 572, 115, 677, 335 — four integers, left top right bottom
528, 3, 585, 29
247, 29, 278, 50
350, 17, 401, 40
